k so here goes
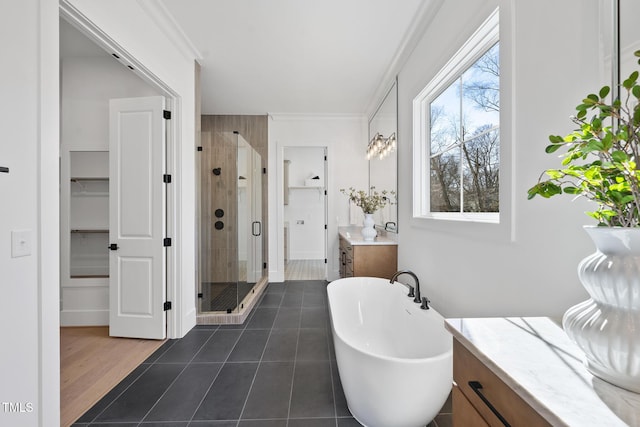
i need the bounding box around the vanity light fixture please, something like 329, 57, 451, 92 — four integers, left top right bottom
366, 132, 396, 160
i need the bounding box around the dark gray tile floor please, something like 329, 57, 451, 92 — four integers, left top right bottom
72, 280, 452, 427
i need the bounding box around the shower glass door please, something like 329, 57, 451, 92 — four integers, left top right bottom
199, 131, 262, 314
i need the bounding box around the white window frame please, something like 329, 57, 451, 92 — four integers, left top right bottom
413, 8, 500, 223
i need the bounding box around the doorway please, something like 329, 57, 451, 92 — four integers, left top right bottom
58, 14, 177, 424
59, 18, 170, 337
283, 146, 328, 280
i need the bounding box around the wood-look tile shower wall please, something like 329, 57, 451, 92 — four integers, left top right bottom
200, 116, 268, 284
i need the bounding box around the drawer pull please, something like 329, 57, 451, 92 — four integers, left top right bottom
468, 381, 511, 427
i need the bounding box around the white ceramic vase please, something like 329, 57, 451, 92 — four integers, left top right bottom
361, 213, 377, 241
563, 226, 640, 393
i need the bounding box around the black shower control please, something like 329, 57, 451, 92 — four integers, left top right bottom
215, 209, 224, 218
212, 167, 221, 175
215, 221, 224, 230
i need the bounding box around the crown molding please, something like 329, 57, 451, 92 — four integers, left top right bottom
268, 113, 366, 122
136, 0, 203, 61
364, 0, 445, 119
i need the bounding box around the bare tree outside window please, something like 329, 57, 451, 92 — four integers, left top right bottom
429, 42, 500, 213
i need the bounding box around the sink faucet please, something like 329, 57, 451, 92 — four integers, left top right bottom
390, 270, 422, 305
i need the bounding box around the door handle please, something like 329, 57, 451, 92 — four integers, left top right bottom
109, 243, 119, 251
468, 381, 511, 427
252, 221, 262, 236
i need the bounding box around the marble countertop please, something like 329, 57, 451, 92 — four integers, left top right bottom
445, 317, 640, 427
338, 226, 398, 246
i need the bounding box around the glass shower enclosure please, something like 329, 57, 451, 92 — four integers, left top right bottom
199, 131, 263, 315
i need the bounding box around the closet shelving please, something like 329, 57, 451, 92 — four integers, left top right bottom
68, 152, 109, 279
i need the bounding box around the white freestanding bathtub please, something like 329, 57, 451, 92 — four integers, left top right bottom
328, 277, 453, 427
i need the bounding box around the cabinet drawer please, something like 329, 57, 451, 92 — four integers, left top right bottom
453, 340, 551, 427
453, 385, 489, 427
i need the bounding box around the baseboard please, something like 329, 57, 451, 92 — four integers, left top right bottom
60, 309, 108, 326
288, 253, 325, 260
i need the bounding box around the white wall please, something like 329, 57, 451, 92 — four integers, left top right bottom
269, 115, 368, 281
284, 147, 326, 260
66, 0, 198, 337
0, 0, 59, 425
396, 0, 606, 318
60, 56, 160, 326
61, 56, 160, 150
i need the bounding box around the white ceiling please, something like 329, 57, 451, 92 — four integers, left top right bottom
60, 1, 434, 116
160, 0, 428, 115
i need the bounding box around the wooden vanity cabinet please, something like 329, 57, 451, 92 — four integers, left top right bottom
452, 339, 551, 427
452, 386, 489, 427
338, 235, 397, 279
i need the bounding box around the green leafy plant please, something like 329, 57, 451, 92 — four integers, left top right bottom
528, 50, 640, 227
340, 186, 396, 214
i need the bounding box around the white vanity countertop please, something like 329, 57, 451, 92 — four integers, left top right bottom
338, 226, 398, 246
445, 317, 640, 426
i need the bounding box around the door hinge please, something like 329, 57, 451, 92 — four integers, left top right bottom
263, 167, 266, 174
163, 174, 172, 183
163, 237, 172, 247
325, 258, 328, 264
163, 301, 172, 311
324, 155, 327, 161
197, 293, 203, 298
163, 110, 171, 120
263, 262, 267, 269
197, 146, 203, 151
324, 224, 327, 230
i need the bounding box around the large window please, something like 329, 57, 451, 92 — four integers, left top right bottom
413, 9, 500, 222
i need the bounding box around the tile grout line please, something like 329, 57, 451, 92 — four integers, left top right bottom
235, 289, 282, 426
284, 283, 305, 427
138, 327, 220, 424
324, 289, 340, 427
81, 343, 169, 426
186, 322, 246, 425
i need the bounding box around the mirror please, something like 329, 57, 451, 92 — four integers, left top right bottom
368, 80, 398, 232
620, 0, 640, 84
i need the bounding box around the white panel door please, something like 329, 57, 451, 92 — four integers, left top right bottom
109, 96, 166, 339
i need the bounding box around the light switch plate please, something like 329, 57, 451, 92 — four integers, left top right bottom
11, 229, 31, 258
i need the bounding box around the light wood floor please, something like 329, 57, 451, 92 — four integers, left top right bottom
60, 327, 165, 427
284, 259, 326, 280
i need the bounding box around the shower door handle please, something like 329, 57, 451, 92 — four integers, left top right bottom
252, 221, 262, 236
